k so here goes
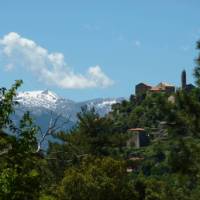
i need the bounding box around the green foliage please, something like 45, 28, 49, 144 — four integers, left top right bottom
17, 111, 38, 152
47, 107, 129, 184
2, 40, 200, 199
194, 40, 200, 87
0, 81, 48, 200
76, 107, 114, 155
0, 80, 22, 130
111, 92, 174, 133
57, 156, 137, 200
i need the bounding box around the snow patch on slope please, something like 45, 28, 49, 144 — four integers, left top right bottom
15, 90, 123, 120
16, 90, 60, 110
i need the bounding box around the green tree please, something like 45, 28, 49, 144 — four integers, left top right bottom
57, 156, 137, 200
0, 81, 49, 200
194, 40, 200, 87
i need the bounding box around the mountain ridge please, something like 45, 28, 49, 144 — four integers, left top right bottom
13, 90, 124, 131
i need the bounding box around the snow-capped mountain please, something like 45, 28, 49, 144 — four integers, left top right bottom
13, 90, 123, 130
16, 90, 60, 110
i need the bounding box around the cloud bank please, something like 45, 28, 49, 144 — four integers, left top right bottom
0, 32, 114, 89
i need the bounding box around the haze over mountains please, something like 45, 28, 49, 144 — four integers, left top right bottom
13, 90, 123, 131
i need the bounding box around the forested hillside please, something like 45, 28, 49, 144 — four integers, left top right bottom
1, 41, 200, 199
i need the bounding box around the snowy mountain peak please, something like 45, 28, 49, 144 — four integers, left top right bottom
16, 90, 60, 110
14, 90, 124, 121
17, 90, 59, 100
41, 90, 59, 99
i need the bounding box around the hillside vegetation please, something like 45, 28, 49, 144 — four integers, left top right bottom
1, 41, 200, 199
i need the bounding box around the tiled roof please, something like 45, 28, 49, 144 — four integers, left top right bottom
136, 82, 152, 87
157, 82, 175, 88
149, 87, 161, 91
128, 128, 145, 132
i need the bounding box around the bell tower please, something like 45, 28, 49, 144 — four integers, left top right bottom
181, 70, 186, 89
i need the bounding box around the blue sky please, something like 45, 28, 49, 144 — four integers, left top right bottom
0, 0, 200, 101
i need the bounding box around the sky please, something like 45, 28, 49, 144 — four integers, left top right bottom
0, 0, 200, 101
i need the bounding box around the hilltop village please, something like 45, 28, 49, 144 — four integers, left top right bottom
1, 68, 200, 199
135, 70, 194, 96
125, 70, 195, 149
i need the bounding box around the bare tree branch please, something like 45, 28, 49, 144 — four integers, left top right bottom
36, 112, 70, 153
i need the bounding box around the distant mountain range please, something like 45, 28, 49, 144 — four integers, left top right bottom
13, 90, 123, 132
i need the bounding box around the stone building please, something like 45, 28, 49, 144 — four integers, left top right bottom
181, 70, 195, 91
181, 70, 187, 89
127, 128, 149, 148
135, 82, 175, 96
135, 83, 152, 96
135, 70, 195, 97
151, 82, 175, 94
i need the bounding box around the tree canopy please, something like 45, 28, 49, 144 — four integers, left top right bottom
1, 40, 200, 199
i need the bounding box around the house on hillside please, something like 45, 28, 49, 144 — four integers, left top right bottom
135, 83, 152, 96
135, 82, 175, 96
135, 70, 195, 97
127, 128, 149, 148
149, 82, 175, 94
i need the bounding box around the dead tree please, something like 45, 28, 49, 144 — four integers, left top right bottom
36, 111, 70, 153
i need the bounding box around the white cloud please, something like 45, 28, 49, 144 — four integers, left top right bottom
0, 32, 114, 89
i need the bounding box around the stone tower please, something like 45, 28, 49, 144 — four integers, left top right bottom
181, 70, 186, 89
